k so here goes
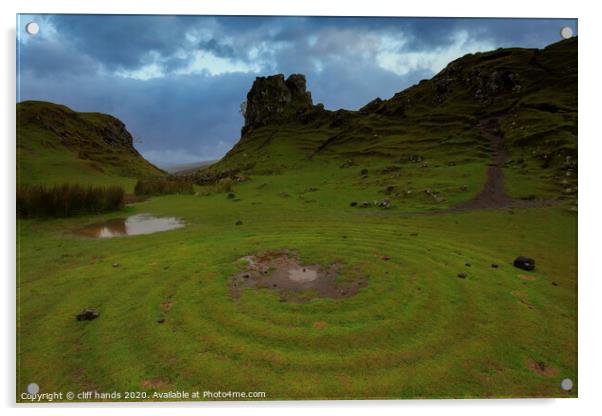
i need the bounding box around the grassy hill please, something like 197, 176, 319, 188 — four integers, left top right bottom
17, 101, 165, 190
207, 37, 577, 209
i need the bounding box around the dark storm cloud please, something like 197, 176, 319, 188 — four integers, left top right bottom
17, 14, 577, 167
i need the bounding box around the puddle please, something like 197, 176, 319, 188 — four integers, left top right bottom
76, 214, 184, 238
229, 250, 366, 302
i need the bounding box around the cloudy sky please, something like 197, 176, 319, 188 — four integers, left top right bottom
17, 15, 577, 168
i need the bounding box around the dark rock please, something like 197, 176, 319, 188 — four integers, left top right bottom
76, 308, 99, 321
361, 201, 371, 208
227, 192, 236, 199
235, 220, 243, 226
349, 201, 357, 207
157, 318, 165, 324
513, 256, 535, 271
457, 272, 467, 279
491, 263, 499, 268
465, 263, 471, 267
552, 282, 558, 286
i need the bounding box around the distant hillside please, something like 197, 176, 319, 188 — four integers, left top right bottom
17, 101, 165, 187
205, 38, 577, 202
165, 160, 216, 175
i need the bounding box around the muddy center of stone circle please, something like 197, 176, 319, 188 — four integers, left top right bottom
288, 267, 319, 282
229, 250, 365, 302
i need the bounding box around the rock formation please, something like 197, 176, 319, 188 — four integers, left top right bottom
242, 74, 314, 134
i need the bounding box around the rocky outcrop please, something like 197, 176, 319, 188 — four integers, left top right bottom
431, 59, 521, 104
242, 74, 314, 134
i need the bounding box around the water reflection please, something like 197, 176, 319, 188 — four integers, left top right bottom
76, 214, 184, 238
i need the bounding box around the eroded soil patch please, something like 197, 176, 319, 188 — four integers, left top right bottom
525, 358, 559, 377
229, 250, 366, 302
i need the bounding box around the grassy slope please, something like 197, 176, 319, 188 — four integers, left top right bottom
17, 101, 165, 191
17, 39, 577, 400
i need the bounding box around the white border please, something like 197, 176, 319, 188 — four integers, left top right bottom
3, 1, 601, 415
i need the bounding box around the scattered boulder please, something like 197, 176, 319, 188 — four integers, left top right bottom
491, 263, 499, 268
76, 308, 99, 321
227, 192, 236, 199
361, 201, 371, 208
457, 272, 467, 279
235, 220, 243, 226
376, 199, 391, 208
112, 263, 120, 268
349, 201, 358, 207
157, 318, 165, 324
513, 256, 535, 271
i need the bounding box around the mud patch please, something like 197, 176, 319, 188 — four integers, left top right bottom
519, 274, 537, 281
229, 250, 366, 302
313, 321, 328, 329
141, 378, 173, 391
160, 301, 173, 311
525, 358, 559, 377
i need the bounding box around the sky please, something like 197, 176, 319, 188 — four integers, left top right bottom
17, 15, 577, 168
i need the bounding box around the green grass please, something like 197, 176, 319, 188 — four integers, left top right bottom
17, 156, 577, 400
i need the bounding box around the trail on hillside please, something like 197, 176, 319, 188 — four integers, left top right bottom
408, 119, 556, 217
451, 119, 556, 212
446, 119, 557, 211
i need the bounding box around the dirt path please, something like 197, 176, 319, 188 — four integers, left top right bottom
398, 119, 555, 218
450, 119, 555, 212
454, 119, 513, 210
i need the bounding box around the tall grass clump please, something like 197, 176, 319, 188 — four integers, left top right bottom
17, 184, 124, 218
211, 177, 233, 193
134, 177, 194, 196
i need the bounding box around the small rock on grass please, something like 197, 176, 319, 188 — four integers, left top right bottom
76, 308, 99, 321
491, 263, 499, 268
235, 220, 243, 226
457, 272, 467, 279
